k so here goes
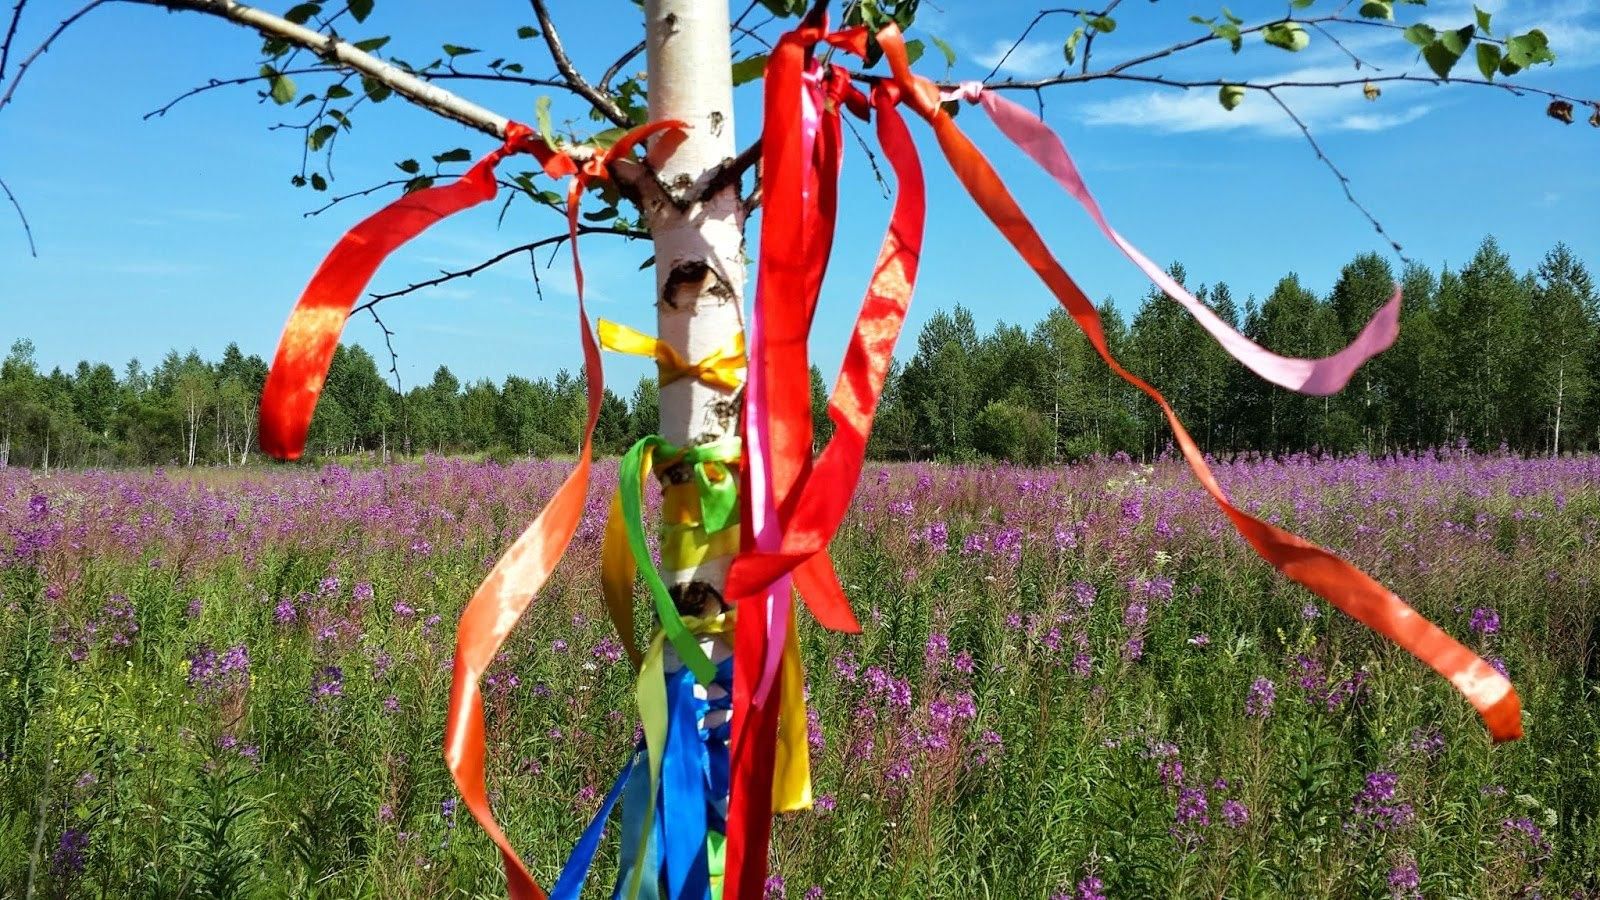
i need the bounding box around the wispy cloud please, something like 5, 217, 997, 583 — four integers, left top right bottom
973, 39, 1061, 79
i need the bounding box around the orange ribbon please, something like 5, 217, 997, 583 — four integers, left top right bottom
875, 23, 1520, 743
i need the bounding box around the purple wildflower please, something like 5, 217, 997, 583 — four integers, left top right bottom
1245, 677, 1276, 718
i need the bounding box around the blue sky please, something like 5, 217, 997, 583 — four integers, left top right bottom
3, 0, 1596, 394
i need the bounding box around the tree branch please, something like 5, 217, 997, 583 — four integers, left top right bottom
529, 0, 629, 128
131, 0, 531, 145
1266, 88, 1407, 265
0, 0, 26, 82
697, 139, 762, 205
1, 174, 35, 256
353, 224, 646, 312
143, 66, 339, 119
600, 39, 646, 93
0, 0, 108, 114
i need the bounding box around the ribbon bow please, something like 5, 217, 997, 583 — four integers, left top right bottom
599, 319, 747, 392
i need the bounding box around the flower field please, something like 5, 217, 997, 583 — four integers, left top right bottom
2, 452, 1598, 898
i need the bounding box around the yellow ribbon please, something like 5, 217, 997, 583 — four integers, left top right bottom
598, 319, 747, 391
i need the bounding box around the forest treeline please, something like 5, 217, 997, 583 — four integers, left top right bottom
2, 237, 1595, 468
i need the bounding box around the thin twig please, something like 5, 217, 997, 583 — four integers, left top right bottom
302, 178, 423, 217
419, 70, 571, 92
1, 174, 36, 256
1266, 88, 1408, 265
599, 39, 645, 92
354, 224, 644, 311
0, 0, 27, 81
984, 8, 1074, 84
143, 66, 339, 119
130, 0, 544, 147
0, 0, 108, 113
365, 305, 403, 395
843, 115, 889, 198
1309, 20, 1374, 71
529, 0, 629, 128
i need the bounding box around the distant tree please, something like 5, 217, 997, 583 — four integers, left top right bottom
1530, 245, 1597, 454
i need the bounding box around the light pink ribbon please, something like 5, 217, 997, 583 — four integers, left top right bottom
945, 81, 1400, 396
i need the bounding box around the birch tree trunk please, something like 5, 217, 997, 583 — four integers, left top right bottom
644, 0, 745, 612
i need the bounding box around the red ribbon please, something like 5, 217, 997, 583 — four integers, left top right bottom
724, 26, 928, 899
258, 124, 573, 460
875, 24, 1520, 743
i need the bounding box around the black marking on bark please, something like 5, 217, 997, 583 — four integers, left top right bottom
661, 260, 709, 310
670, 581, 726, 617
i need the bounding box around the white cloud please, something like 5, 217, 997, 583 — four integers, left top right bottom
1336, 104, 1433, 131
973, 39, 1061, 79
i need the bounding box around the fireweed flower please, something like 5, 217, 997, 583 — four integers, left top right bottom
1350, 771, 1415, 832
803, 887, 823, 900
1245, 677, 1276, 718
1387, 857, 1421, 899
1222, 799, 1250, 828
765, 875, 785, 899
1470, 607, 1501, 636
51, 828, 89, 878
311, 666, 344, 705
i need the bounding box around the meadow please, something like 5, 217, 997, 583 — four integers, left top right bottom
1, 451, 1597, 899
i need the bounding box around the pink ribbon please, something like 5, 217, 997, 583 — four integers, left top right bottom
949, 82, 1401, 397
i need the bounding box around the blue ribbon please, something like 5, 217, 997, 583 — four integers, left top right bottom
552, 754, 636, 900
663, 664, 711, 900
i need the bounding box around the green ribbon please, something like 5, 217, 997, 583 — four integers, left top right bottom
619, 435, 742, 686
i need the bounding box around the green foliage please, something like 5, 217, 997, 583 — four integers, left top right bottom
1262, 21, 1310, 53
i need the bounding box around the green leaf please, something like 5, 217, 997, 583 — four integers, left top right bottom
535, 95, 557, 148
1402, 24, 1436, 47
502, 63, 524, 73
1475, 43, 1500, 80
361, 75, 391, 103
308, 124, 337, 151
432, 148, 471, 163
1086, 15, 1116, 33
1422, 24, 1475, 78
1214, 22, 1243, 52
1064, 27, 1084, 65
516, 25, 540, 39
347, 0, 373, 23
638, 255, 655, 271
396, 159, 420, 174
730, 53, 770, 86
267, 70, 296, 105
537, 189, 562, 206
284, 3, 320, 25
403, 176, 434, 194
1474, 5, 1492, 35
589, 127, 627, 149
324, 84, 353, 99
352, 36, 389, 52
1218, 84, 1246, 111
442, 44, 478, 58
310, 172, 327, 191
1289, 0, 1313, 7
1262, 22, 1310, 52
1503, 29, 1554, 71
1222, 7, 1244, 24
582, 206, 618, 222
929, 34, 957, 69
904, 39, 926, 65
1358, 1, 1393, 21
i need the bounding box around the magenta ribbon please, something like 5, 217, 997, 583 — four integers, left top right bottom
946, 82, 1401, 396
